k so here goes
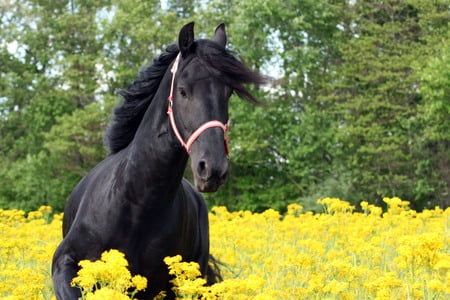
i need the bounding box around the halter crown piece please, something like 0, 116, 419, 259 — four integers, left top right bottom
167, 53, 230, 155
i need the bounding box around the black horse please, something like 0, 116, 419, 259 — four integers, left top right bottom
52, 22, 265, 299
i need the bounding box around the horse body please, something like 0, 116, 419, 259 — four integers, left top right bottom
53, 69, 206, 299
52, 22, 264, 299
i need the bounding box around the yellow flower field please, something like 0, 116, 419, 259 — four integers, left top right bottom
0, 197, 449, 299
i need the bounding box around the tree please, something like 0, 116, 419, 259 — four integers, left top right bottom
0, 0, 205, 211
199, 0, 348, 211
0, 0, 111, 210
322, 0, 449, 209
414, 37, 450, 208
1, 0, 448, 211
0, 0, 108, 158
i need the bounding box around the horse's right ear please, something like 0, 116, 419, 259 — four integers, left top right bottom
179, 22, 195, 57
214, 23, 227, 48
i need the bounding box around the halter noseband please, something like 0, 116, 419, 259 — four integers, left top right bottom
167, 53, 230, 155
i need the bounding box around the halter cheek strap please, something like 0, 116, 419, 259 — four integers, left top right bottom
167, 53, 230, 155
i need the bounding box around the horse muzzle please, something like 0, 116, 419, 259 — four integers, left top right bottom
191, 154, 229, 193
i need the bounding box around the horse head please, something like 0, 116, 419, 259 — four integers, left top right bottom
168, 22, 231, 192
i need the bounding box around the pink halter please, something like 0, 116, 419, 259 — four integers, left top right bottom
167, 53, 230, 155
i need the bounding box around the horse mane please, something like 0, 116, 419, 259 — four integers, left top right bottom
105, 44, 179, 154
105, 41, 266, 154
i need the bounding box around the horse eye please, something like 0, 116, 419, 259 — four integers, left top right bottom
178, 88, 187, 98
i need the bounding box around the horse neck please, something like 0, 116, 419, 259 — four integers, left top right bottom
123, 70, 188, 203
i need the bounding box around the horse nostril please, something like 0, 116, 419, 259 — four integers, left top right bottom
198, 160, 207, 178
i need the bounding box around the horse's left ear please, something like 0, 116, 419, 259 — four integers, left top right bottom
179, 22, 195, 57
214, 23, 227, 48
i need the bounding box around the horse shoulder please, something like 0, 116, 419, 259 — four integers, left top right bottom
62, 153, 127, 237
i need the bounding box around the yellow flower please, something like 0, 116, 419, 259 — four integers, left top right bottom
85, 287, 130, 300
163, 254, 183, 266
428, 279, 445, 292
71, 249, 148, 299
131, 275, 147, 291
360, 201, 369, 211
317, 197, 355, 213
261, 208, 280, 220
383, 197, 411, 215
322, 279, 349, 295
434, 255, 450, 270
287, 203, 303, 216
1, 197, 449, 299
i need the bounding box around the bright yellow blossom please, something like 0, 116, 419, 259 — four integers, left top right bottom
71, 249, 146, 299
85, 287, 130, 300
1, 199, 449, 299
131, 275, 148, 291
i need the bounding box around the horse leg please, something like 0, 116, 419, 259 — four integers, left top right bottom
52, 246, 81, 300
193, 191, 222, 284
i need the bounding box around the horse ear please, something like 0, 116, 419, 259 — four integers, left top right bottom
179, 22, 195, 57
214, 23, 227, 48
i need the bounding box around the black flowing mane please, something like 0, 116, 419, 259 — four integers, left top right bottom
105, 45, 178, 154
106, 41, 266, 154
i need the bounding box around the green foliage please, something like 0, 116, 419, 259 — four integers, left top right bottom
318, 0, 449, 210
0, 0, 448, 212
0, 99, 112, 211
413, 36, 450, 208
